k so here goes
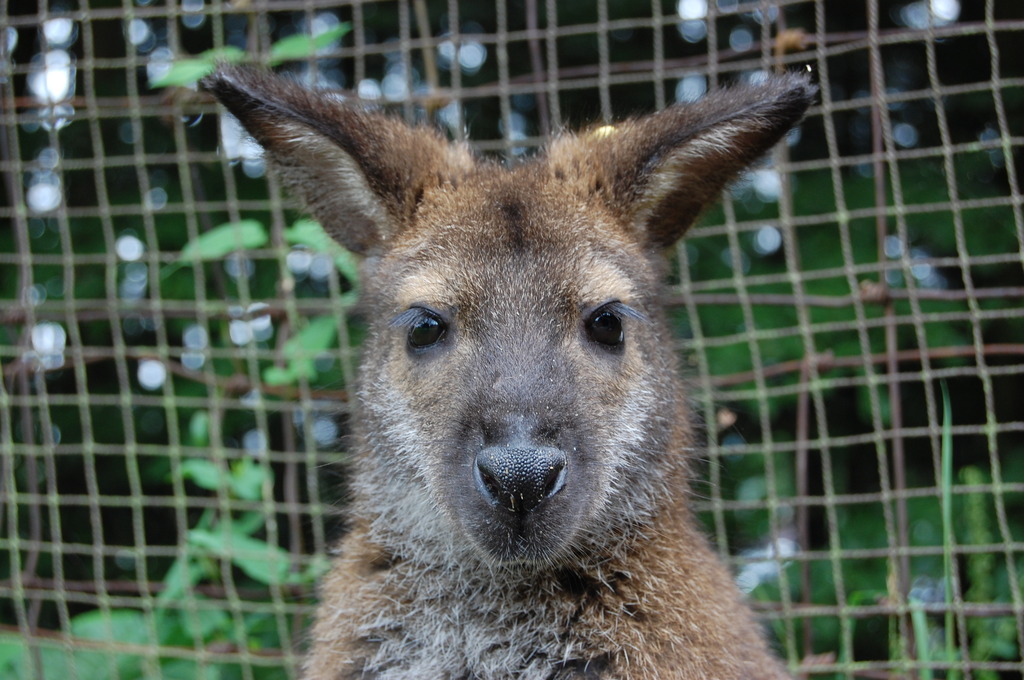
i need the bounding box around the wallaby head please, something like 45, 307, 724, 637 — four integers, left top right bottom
204, 67, 814, 568
205, 67, 815, 676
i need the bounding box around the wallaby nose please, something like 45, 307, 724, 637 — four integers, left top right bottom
474, 445, 567, 513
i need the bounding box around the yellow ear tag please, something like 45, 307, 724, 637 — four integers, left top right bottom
591, 125, 617, 139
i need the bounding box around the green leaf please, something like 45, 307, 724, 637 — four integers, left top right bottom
71, 609, 149, 643
188, 527, 292, 586
187, 528, 227, 552
267, 23, 351, 66
229, 458, 269, 501
181, 459, 225, 492
286, 315, 338, 356
333, 248, 361, 289
4, 643, 73, 680
284, 218, 360, 285
261, 315, 339, 386
181, 608, 232, 644
909, 599, 934, 680
148, 47, 247, 88
180, 457, 268, 501
188, 410, 211, 447
177, 220, 268, 263
149, 58, 217, 88
67, 610, 151, 680
0, 637, 23, 674
156, 552, 207, 606
233, 510, 268, 537
940, 381, 958, 678
160, 658, 223, 680
283, 218, 332, 252
292, 553, 332, 585
261, 365, 300, 386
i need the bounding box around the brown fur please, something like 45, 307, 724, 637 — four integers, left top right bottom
203, 66, 816, 679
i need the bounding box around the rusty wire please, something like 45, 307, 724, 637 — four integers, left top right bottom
2, 0, 1023, 677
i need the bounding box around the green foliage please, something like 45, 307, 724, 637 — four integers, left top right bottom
940, 383, 956, 677
163, 220, 269, 279
909, 603, 934, 680
0, 609, 156, 680
175, 220, 270, 264
267, 25, 352, 67
960, 465, 1019, 675
148, 24, 351, 88
149, 46, 248, 88
0, 455, 326, 680
3, 1, 1022, 677
907, 384, 958, 679
284, 218, 360, 293
261, 315, 339, 386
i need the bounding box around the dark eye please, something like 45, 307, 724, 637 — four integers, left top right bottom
586, 308, 624, 347
408, 312, 446, 349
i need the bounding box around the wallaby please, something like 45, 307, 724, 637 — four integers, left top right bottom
204, 65, 815, 679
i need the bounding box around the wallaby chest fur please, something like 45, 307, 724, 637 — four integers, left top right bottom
204, 67, 815, 679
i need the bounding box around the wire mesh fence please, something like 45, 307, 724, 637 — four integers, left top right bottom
1, 0, 1022, 677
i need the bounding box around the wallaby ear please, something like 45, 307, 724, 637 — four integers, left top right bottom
201, 66, 475, 255
549, 72, 817, 249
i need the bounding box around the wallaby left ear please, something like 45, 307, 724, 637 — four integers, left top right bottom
551, 72, 816, 249
201, 66, 475, 255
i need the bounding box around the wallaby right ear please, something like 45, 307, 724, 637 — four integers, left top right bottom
547, 72, 816, 250
201, 66, 475, 255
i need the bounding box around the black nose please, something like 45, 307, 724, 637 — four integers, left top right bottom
474, 445, 567, 513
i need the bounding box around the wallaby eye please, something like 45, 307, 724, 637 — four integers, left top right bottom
586, 308, 624, 348
408, 311, 447, 349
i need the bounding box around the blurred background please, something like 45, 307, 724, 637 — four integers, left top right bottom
1, 0, 1023, 677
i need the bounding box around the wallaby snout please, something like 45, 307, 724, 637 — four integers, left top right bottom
204, 64, 816, 679
475, 444, 568, 513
